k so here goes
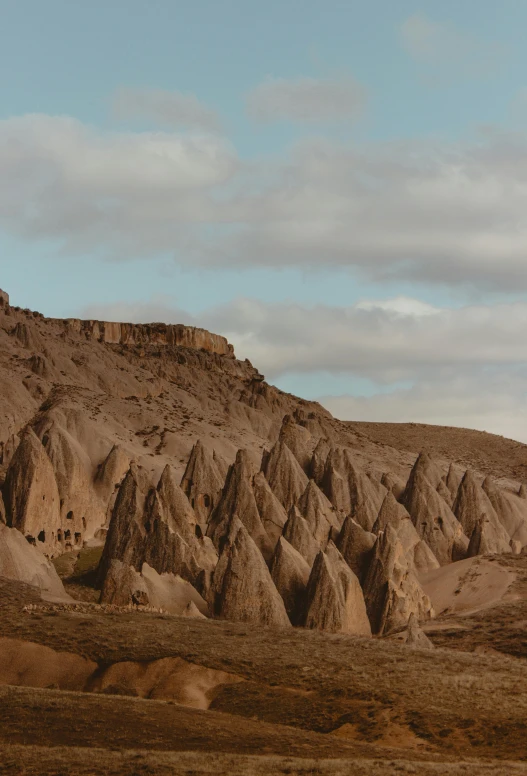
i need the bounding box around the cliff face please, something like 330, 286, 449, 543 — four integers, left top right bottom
55, 319, 234, 357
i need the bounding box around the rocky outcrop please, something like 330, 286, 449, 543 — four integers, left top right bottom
95, 445, 130, 503
37, 421, 103, 544
374, 492, 439, 573
141, 563, 209, 616
207, 450, 274, 558
261, 440, 309, 511
252, 471, 288, 549
297, 479, 340, 544
394, 613, 435, 649
270, 537, 311, 624
445, 464, 463, 505
322, 448, 386, 529
0, 288, 9, 306
336, 516, 376, 581
381, 471, 406, 501
362, 525, 434, 636
55, 318, 234, 357
98, 463, 217, 588
210, 517, 290, 627
305, 543, 371, 636
482, 477, 527, 547
0, 523, 69, 600
100, 559, 209, 615
100, 559, 149, 607
278, 415, 313, 473
3, 428, 61, 553
403, 454, 468, 565
181, 440, 225, 525
453, 470, 511, 556
310, 438, 331, 485
519, 484, 527, 499
282, 506, 321, 565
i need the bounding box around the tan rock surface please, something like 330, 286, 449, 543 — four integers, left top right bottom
210, 517, 291, 627
270, 536, 311, 623
305, 543, 371, 636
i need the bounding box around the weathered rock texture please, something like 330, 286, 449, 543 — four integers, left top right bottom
305, 543, 371, 636
0, 523, 69, 600
453, 470, 511, 556
181, 440, 225, 525
270, 537, 311, 624
363, 525, 434, 636
210, 518, 290, 627
403, 453, 468, 565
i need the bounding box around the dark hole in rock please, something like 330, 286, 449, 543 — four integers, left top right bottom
66, 511, 74, 520
37, 530, 46, 543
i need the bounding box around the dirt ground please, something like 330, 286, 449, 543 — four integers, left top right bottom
2, 554, 527, 774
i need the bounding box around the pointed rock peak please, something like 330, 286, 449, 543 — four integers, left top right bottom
283, 506, 321, 566
181, 439, 224, 523
213, 449, 229, 480
363, 526, 434, 636
182, 600, 207, 619
96, 444, 130, 489
3, 426, 61, 549
252, 470, 288, 549
453, 469, 510, 553
336, 515, 376, 581
404, 613, 434, 650
373, 491, 406, 533
310, 437, 331, 484
403, 452, 445, 502
381, 471, 405, 501
436, 478, 452, 503
156, 464, 197, 535
211, 517, 290, 627
278, 414, 312, 472
126, 461, 152, 494
270, 536, 311, 624
207, 449, 270, 557
446, 463, 463, 497
261, 440, 309, 511
297, 479, 339, 540
305, 542, 371, 637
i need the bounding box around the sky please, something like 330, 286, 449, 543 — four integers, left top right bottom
3, 0, 527, 440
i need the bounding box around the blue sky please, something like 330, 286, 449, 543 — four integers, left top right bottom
3, 1, 527, 439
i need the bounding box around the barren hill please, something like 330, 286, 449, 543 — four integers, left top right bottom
2, 286, 527, 774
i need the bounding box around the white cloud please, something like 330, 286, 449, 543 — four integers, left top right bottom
113, 87, 222, 132
246, 76, 366, 123
4, 115, 527, 290
0, 114, 237, 257
322, 373, 527, 443
400, 13, 505, 80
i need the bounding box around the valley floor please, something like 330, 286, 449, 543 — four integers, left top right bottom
1, 554, 527, 774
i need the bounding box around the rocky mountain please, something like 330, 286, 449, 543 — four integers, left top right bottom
2, 286, 527, 638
